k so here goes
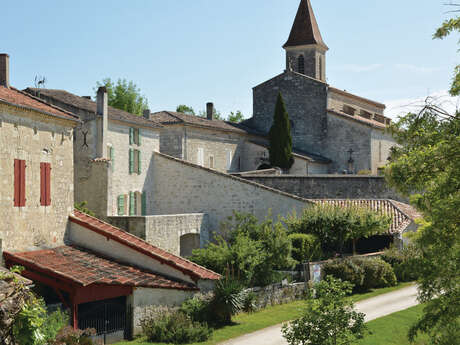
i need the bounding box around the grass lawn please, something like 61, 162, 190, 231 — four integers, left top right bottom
115, 282, 414, 345
354, 304, 428, 345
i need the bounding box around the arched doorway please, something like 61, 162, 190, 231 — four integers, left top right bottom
180, 233, 200, 257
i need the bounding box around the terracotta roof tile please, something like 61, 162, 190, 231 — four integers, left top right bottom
311, 199, 421, 234
4, 246, 196, 290
151, 111, 252, 134
0, 86, 79, 122
70, 210, 221, 281
25, 88, 161, 129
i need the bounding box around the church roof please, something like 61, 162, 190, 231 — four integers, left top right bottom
283, 0, 328, 50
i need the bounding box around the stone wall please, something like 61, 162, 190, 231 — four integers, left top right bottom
239, 175, 406, 201
252, 71, 328, 156
370, 129, 395, 174
245, 282, 308, 310
108, 213, 209, 256
159, 126, 184, 159
0, 103, 75, 252
151, 152, 310, 235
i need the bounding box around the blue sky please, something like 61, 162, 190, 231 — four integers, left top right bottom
3, 0, 459, 119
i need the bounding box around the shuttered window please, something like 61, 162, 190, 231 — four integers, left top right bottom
40, 162, 51, 206
129, 128, 134, 145
136, 150, 141, 174
130, 127, 141, 146
117, 195, 125, 215
14, 159, 26, 207
129, 191, 135, 216
129, 149, 134, 174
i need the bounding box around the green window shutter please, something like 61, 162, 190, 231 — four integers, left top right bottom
141, 192, 146, 216
117, 195, 124, 215
110, 147, 115, 171
129, 128, 134, 145
138, 129, 142, 146
137, 150, 141, 174
129, 191, 135, 216
129, 149, 134, 174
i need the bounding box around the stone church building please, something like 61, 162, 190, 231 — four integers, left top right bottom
245, 0, 395, 174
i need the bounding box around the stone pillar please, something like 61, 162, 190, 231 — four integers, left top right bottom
96, 87, 108, 158
0, 54, 10, 88
206, 102, 214, 121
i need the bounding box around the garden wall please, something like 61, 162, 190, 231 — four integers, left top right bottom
245, 282, 309, 310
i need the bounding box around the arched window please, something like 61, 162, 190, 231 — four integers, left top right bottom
297, 55, 305, 74
319, 56, 323, 80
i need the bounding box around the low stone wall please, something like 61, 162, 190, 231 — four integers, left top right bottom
239, 175, 407, 202
245, 282, 308, 310
108, 213, 209, 256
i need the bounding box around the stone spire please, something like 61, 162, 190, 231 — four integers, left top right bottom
283, 0, 328, 50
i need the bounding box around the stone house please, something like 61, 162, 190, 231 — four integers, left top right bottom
0, 54, 80, 255
25, 87, 163, 219
245, 0, 396, 174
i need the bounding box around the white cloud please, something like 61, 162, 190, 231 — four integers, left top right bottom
395, 64, 441, 74
333, 64, 383, 73
384, 90, 459, 120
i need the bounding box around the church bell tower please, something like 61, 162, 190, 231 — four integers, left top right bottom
283, 0, 328, 82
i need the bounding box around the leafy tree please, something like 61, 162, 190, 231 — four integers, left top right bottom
434, 13, 460, 95
95, 78, 148, 116
176, 104, 196, 115
385, 106, 460, 344
227, 110, 244, 123
282, 276, 366, 345
269, 93, 294, 170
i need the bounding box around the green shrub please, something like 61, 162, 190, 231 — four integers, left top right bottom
381, 245, 420, 282
323, 259, 364, 291
209, 277, 244, 325
288, 233, 323, 263
179, 293, 212, 323
42, 308, 69, 343
323, 257, 397, 292
141, 309, 211, 344
50, 326, 98, 345
241, 290, 258, 313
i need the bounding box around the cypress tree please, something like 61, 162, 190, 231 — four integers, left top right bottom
269, 92, 294, 170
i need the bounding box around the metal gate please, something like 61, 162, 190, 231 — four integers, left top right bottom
78, 297, 132, 343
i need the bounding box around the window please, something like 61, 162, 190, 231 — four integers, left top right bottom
360, 110, 372, 119
297, 55, 305, 74
129, 191, 136, 216
129, 128, 141, 146
226, 150, 233, 171
319, 56, 323, 80
129, 149, 141, 174
117, 195, 126, 215
108, 145, 115, 171
209, 156, 214, 169
197, 148, 204, 166
14, 159, 26, 207
343, 105, 356, 116
40, 162, 51, 206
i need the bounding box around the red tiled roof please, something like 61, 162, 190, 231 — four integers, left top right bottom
283, 0, 328, 49
0, 86, 79, 122
151, 111, 250, 134
311, 199, 421, 234
3, 246, 196, 290
70, 210, 220, 281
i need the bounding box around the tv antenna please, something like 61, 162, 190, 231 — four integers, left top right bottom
34, 75, 47, 89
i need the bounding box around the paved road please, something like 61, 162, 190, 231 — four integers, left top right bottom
221, 285, 419, 345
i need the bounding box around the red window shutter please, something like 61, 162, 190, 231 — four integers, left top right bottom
19, 160, 26, 207
45, 163, 51, 205
40, 163, 45, 206
14, 159, 20, 207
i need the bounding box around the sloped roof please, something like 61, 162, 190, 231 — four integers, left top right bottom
151, 110, 252, 134
248, 140, 331, 164
3, 246, 196, 290
25, 88, 161, 129
311, 199, 422, 234
0, 86, 79, 122
70, 210, 220, 281
283, 0, 328, 49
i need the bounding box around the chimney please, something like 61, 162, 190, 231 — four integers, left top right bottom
0, 54, 10, 88
143, 108, 150, 119
206, 102, 214, 121
96, 87, 108, 158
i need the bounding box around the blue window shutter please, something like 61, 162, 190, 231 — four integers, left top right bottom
129, 149, 134, 174
141, 192, 146, 216
129, 128, 134, 145
129, 191, 135, 215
